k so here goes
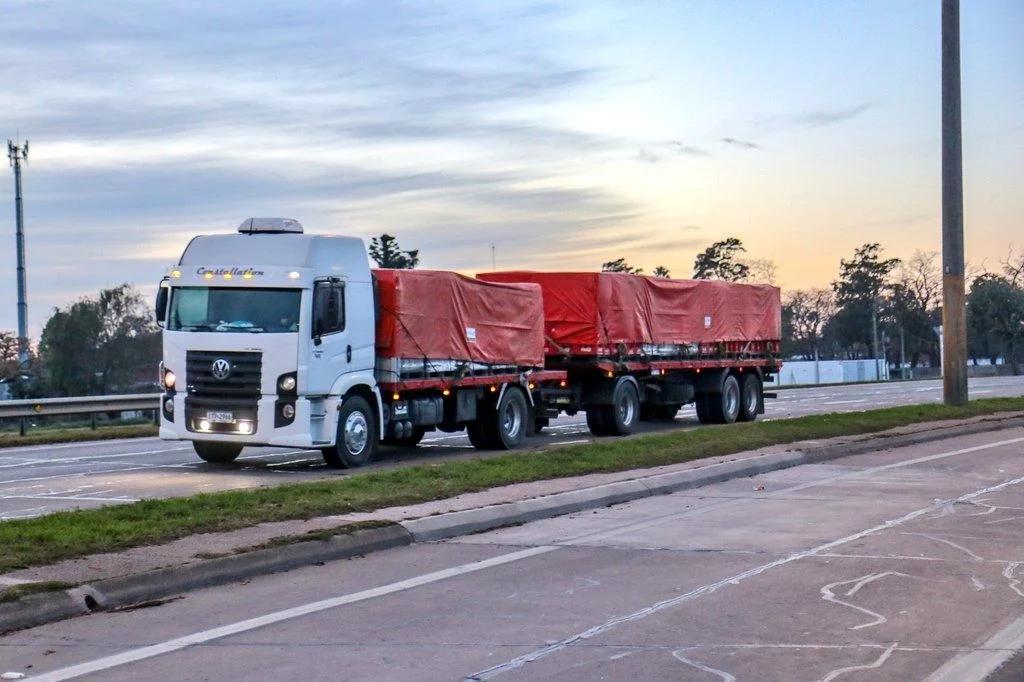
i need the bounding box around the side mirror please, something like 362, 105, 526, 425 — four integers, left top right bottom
155, 281, 169, 327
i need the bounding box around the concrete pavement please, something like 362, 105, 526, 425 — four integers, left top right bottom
1, 374, 1022, 520
3, 424, 1024, 680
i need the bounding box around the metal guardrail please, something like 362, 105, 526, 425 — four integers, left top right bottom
0, 393, 161, 435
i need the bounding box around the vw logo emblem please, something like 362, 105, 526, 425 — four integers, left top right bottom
211, 358, 232, 381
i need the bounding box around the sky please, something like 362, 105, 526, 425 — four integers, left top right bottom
1, 0, 1022, 337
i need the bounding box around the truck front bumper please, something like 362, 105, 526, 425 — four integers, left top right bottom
158, 394, 340, 448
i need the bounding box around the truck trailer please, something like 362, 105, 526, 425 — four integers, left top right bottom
156, 218, 781, 468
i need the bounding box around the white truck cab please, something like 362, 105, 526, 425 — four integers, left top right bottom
156, 218, 382, 466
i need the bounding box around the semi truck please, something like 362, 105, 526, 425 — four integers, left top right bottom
156, 218, 781, 468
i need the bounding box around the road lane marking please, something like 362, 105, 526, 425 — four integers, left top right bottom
468, 471, 1024, 678
0, 438, 165, 455
924, 614, 1024, 682
1, 495, 141, 503
0, 447, 192, 469
26, 545, 558, 682
558, 434, 1024, 546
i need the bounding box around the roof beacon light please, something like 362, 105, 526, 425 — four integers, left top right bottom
238, 217, 304, 234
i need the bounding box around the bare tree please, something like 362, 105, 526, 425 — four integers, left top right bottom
0, 331, 19, 381
1002, 246, 1024, 287
784, 288, 835, 359
742, 257, 778, 285
897, 250, 941, 311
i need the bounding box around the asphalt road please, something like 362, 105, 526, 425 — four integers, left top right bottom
1, 375, 1022, 521
4, 425, 1024, 680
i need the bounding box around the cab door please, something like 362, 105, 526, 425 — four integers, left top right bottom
306, 278, 351, 395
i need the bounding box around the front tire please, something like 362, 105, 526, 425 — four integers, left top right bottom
322, 396, 378, 468
193, 441, 243, 464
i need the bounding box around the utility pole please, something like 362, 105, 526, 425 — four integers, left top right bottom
941, 0, 968, 405
490, 243, 496, 271
7, 139, 29, 369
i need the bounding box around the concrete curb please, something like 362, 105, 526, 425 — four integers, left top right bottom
2, 414, 1022, 635
402, 415, 1024, 542
0, 524, 411, 635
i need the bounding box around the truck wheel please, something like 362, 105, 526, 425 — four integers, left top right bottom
322, 396, 378, 468
493, 388, 528, 449
193, 441, 243, 464
382, 427, 426, 447
709, 375, 741, 424
598, 380, 640, 436
695, 395, 715, 424
738, 374, 761, 422
585, 408, 607, 436
468, 388, 528, 450
466, 421, 490, 449
533, 417, 548, 435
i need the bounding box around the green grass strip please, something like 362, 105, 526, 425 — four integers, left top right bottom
1, 397, 1022, 573
0, 424, 158, 449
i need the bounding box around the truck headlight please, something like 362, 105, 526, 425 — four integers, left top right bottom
163, 370, 176, 390
163, 398, 174, 414
278, 373, 296, 393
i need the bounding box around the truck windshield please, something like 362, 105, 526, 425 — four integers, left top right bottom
168, 287, 301, 333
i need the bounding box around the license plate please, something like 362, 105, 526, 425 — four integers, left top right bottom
206, 411, 234, 423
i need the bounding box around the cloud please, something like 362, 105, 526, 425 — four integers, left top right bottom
637, 148, 661, 163
757, 102, 874, 130
0, 1, 648, 333
669, 141, 710, 156
722, 137, 761, 150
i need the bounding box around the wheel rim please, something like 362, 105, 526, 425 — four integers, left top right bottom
343, 411, 368, 455
724, 382, 739, 418
501, 399, 523, 439
618, 390, 636, 425
744, 383, 758, 414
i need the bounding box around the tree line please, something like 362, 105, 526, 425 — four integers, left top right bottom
2, 234, 1021, 398
596, 237, 1024, 373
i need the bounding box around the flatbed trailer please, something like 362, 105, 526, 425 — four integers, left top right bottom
478, 271, 783, 436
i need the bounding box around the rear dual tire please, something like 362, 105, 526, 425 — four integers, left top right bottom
587, 380, 640, 436
695, 373, 760, 425
382, 427, 426, 448
467, 387, 528, 450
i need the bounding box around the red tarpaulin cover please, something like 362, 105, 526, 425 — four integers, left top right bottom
477, 272, 781, 353
374, 269, 545, 367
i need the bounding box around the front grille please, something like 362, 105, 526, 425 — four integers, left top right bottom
186, 350, 262, 397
